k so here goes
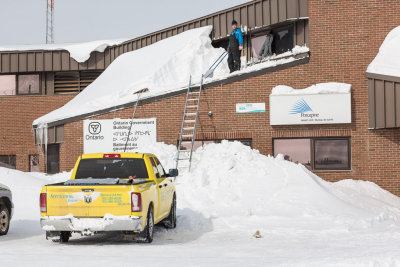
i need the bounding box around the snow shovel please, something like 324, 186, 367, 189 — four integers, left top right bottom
204, 51, 228, 79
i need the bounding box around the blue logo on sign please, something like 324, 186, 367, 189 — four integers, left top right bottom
290, 99, 312, 114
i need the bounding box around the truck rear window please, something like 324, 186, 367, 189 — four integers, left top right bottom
75, 158, 149, 179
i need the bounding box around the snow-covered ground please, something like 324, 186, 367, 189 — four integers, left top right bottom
1, 141, 400, 266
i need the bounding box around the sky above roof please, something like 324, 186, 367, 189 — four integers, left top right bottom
0, 0, 249, 45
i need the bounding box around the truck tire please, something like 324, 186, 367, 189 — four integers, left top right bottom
0, 205, 10, 236
164, 195, 176, 229
51, 231, 71, 243
138, 205, 154, 243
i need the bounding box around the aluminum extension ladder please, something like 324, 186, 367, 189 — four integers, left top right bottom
175, 75, 204, 171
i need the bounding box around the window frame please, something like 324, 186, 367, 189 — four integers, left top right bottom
0, 73, 42, 96
313, 138, 352, 171
0, 74, 17, 96
272, 137, 351, 171
0, 155, 17, 169
16, 74, 41, 95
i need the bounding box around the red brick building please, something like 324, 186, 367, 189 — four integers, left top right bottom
1, 0, 400, 195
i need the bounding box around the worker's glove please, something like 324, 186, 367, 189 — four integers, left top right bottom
239, 45, 243, 51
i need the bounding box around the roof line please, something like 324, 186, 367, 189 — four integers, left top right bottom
33, 56, 309, 129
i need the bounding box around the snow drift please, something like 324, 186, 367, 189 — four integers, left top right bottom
271, 82, 351, 95
1, 141, 399, 235
367, 25, 400, 77
33, 26, 229, 127
0, 39, 128, 63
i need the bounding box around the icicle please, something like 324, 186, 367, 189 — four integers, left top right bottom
36, 123, 48, 171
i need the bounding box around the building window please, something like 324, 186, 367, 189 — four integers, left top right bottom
0, 75, 16, 95
18, 74, 40, 95
273, 137, 351, 171
314, 139, 351, 170
29, 154, 40, 172
47, 144, 60, 173
273, 138, 312, 169
271, 25, 294, 55
0, 155, 16, 169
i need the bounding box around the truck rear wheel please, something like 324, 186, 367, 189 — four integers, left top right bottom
51, 231, 71, 243
0, 205, 10, 236
164, 195, 176, 229
138, 205, 154, 243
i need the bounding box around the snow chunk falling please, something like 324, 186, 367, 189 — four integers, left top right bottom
367, 25, 400, 77
0, 39, 128, 63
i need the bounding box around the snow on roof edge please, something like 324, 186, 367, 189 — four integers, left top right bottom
367, 25, 400, 78
0, 38, 129, 63
271, 82, 351, 96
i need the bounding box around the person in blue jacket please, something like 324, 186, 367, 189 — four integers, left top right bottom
227, 20, 243, 73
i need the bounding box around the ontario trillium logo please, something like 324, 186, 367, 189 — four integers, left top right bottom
289, 99, 313, 114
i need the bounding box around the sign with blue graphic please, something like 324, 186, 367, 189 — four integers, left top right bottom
269, 93, 351, 125
236, 103, 266, 113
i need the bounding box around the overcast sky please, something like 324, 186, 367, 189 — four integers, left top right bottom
0, 0, 249, 45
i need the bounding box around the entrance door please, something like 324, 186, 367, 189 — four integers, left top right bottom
47, 144, 60, 173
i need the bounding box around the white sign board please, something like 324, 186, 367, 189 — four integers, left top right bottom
83, 118, 157, 154
236, 103, 266, 113
270, 93, 351, 125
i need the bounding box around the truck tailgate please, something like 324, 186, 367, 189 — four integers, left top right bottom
46, 185, 133, 217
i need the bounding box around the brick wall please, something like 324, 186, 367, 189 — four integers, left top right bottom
0, 95, 73, 171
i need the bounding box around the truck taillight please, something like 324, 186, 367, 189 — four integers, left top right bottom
131, 192, 142, 212
104, 154, 121, 158
40, 193, 47, 213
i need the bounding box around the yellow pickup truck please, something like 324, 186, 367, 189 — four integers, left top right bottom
40, 153, 178, 243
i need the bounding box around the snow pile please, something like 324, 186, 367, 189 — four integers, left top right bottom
0, 168, 70, 220
271, 82, 351, 95
0, 39, 128, 63
33, 26, 229, 126
174, 141, 400, 229
367, 25, 400, 77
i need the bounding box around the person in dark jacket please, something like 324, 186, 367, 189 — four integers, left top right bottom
227, 20, 243, 73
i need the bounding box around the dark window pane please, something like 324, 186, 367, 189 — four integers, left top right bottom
47, 144, 60, 173
0, 155, 16, 169
271, 26, 294, 55
29, 154, 40, 172
18, 74, 40, 94
0, 75, 16, 95
274, 139, 311, 169
314, 139, 350, 170
75, 158, 149, 179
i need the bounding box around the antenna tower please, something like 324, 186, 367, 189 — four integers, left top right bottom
46, 0, 55, 44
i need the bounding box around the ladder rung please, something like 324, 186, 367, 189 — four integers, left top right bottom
189, 91, 200, 94
180, 141, 192, 143
184, 120, 195, 123
186, 105, 198, 108
178, 150, 190, 153
177, 158, 190, 160
183, 127, 194, 130
185, 113, 196, 116
182, 134, 193, 138
187, 99, 198, 101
